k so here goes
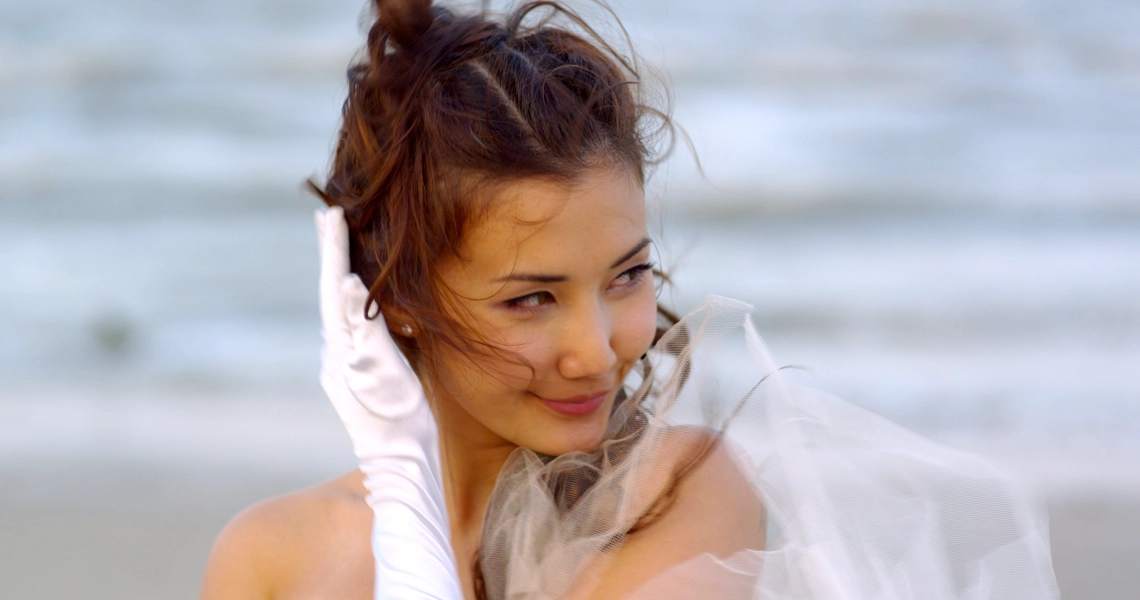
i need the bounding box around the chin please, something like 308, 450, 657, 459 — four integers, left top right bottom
526, 412, 611, 457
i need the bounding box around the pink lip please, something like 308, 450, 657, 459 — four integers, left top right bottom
537, 391, 608, 416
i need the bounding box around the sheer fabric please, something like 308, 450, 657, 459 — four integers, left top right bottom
478, 296, 1059, 600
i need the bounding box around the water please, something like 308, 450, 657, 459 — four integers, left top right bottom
2, 0, 1139, 485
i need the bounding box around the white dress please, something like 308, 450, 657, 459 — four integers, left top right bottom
476, 296, 1059, 600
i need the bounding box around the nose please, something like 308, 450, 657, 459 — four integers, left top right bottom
556, 300, 618, 380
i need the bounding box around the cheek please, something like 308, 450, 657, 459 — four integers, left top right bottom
479, 324, 555, 388
431, 346, 536, 429
446, 346, 537, 397
614, 285, 660, 363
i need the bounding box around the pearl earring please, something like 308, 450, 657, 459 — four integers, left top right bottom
401, 324, 414, 336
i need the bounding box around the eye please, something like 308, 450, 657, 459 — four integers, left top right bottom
610, 262, 654, 289
505, 291, 555, 313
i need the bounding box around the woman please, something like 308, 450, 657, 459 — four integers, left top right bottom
200, 1, 1058, 599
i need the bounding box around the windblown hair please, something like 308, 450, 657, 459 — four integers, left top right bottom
310, 0, 674, 371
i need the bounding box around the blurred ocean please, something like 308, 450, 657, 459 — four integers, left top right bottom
2, 0, 1139, 504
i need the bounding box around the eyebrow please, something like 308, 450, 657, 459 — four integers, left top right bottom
493, 237, 651, 283
609, 237, 652, 268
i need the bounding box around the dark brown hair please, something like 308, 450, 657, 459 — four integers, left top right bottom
309, 0, 673, 373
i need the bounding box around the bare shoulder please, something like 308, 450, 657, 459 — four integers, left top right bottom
198, 470, 373, 600
584, 426, 765, 600
657, 425, 765, 542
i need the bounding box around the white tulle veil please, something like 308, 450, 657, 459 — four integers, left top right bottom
476, 296, 1059, 600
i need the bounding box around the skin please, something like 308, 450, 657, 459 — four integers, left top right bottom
199, 164, 765, 600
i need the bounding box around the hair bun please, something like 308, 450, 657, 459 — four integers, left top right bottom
378, 0, 435, 49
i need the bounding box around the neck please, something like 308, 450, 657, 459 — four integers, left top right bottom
432, 396, 518, 554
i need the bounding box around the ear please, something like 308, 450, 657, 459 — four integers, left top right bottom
381, 304, 418, 337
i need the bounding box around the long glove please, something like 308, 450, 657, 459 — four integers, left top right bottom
315, 206, 463, 600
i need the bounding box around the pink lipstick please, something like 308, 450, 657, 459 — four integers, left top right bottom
537, 391, 607, 416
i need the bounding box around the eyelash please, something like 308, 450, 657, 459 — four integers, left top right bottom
505, 262, 655, 313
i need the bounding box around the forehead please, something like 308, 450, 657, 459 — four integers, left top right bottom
454, 165, 647, 278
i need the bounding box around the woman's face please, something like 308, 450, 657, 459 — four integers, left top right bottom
431, 163, 659, 456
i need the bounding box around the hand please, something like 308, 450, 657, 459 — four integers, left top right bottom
315, 206, 462, 600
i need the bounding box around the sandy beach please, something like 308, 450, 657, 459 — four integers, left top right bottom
2, 472, 1138, 599
1, 387, 1137, 599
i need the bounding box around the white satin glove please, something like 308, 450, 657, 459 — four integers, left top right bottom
315, 207, 462, 600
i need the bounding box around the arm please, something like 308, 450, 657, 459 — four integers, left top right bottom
315, 207, 462, 600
